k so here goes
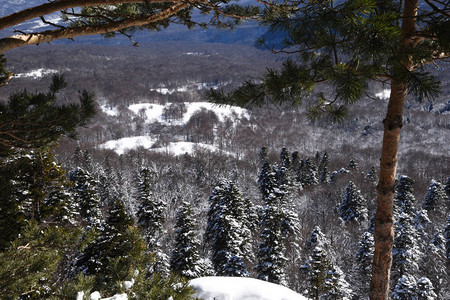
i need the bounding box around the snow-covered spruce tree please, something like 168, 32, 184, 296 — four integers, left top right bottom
392, 212, 421, 285
318, 151, 331, 184
306, 226, 329, 251
416, 277, 437, 300
392, 274, 417, 300
354, 231, 374, 295
300, 157, 319, 187
205, 180, 252, 277
170, 201, 202, 279
394, 175, 416, 217
300, 246, 350, 300
256, 148, 290, 284
365, 166, 377, 184
322, 266, 352, 300
97, 156, 120, 209
347, 159, 359, 172
414, 209, 431, 233
338, 181, 368, 224
70, 167, 103, 230
75, 199, 149, 292
136, 168, 166, 250
422, 180, 446, 213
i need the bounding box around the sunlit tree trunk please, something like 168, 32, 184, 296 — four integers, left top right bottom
370, 0, 418, 298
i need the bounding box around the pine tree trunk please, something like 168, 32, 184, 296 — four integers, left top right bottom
369, 0, 418, 299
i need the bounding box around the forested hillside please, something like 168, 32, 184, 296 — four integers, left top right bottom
1, 41, 449, 299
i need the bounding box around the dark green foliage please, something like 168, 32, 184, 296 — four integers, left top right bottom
75, 200, 149, 292
131, 273, 194, 300
0, 221, 81, 298
70, 167, 103, 229
392, 274, 417, 300
170, 202, 202, 278
136, 168, 166, 249
205, 180, 252, 277
0, 149, 77, 249
300, 158, 319, 187
338, 181, 368, 223
0, 74, 95, 156
445, 215, 450, 260
206, 0, 448, 121
318, 152, 331, 184
395, 175, 416, 217
422, 180, 446, 212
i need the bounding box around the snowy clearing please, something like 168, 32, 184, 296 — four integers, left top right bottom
190, 276, 307, 300
128, 101, 249, 125
100, 104, 120, 116
98, 136, 156, 155
150, 142, 231, 156
15, 68, 59, 79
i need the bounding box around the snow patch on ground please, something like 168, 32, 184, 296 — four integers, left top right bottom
190, 276, 307, 300
99, 136, 156, 155
15, 68, 59, 79
128, 101, 249, 125
150, 142, 229, 156
100, 104, 120, 116
150, 82, 217, 94
375, 89, 390, 99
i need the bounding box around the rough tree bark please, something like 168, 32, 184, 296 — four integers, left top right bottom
370, 0, 418, 298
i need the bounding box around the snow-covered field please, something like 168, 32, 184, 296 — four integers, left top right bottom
15, 68, 59, 79
99, 101, 248, 155
127, 101, 249, 125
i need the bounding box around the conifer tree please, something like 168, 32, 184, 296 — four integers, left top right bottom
300, 158, 319, 187
395, 175, 416, 217
70, 167, 103, 230
75, 199, 149, 292
392, 212, 421, 284
355, 232, 374, 280
136, 168, 166, 249
365, 166, 377, 184
338, 181, 368, 223
416, 277, 437, 300
347, 159, 359, 172
170, 202, 202, 279
318, 152, 331, 184
446, 215, 450, 261
300, 246, 350, 300
422, 180, 446, 212
205, 180, 252, 277
392, 275, 417, 300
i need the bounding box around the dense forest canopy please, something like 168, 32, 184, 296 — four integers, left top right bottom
0, 0, 449, 299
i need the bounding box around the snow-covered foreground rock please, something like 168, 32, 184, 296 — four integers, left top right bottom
190, 277, 308, 300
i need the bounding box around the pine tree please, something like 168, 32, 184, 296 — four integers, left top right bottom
338, 181, 368, 223
70, 167, 103, 230
322, 266, 352, 300
422, 180, 446, 212
392, 275, 417, 300
136, 168, 166, 250
318, 152, 331, 184
205, 180, 252, 277
170, 202, 202, 279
